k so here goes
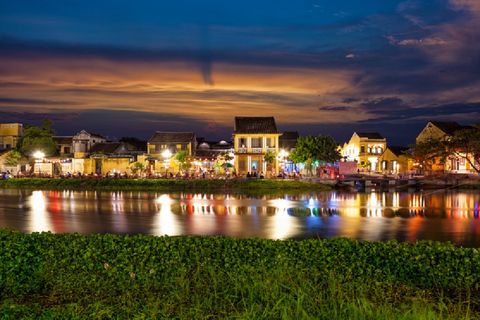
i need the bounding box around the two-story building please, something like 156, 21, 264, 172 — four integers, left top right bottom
147, 131, 197, 174
72, 130, 107, 158
341, 132, 387, 171
232, 117, 282, 176
0, 123, 24, 149
415, 121, 471, 173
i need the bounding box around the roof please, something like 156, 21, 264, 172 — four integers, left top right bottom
148, 132, 196, 144
387, 146, 410, 157
233, 117, 279, 134
429, 121, 465, 135
88, 142, 136, 155
355, 132, 385, 140
194, 149, 224, 159
53, 136, 73, 145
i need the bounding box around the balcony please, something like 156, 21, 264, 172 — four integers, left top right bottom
236, 147, 264, 154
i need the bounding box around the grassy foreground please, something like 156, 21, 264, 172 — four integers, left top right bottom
1, 229, 479, 319
0, 177, 332, 192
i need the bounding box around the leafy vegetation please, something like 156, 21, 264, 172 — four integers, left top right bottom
290, 135, 341, 175
0, 230, 479, 319
4, 150, 22, 166
447, 123, 480, 173
0, 177, 332, 191
175, 150, 192, 171
15, 119, 58, 158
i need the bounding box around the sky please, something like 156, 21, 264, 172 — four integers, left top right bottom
1, 0, 479, 146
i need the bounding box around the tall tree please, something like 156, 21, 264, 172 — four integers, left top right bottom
289, 135, 341, 175
406, 138, 447, 172
175, 150, 192, 171
16, 119, 58, 157
447, 123, 480, 173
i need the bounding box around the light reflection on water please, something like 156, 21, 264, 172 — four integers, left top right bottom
1, 188, 480, 247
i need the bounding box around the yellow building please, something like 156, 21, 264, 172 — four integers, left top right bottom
0, 123, 24, 149
378, 146, 409, 175
415, 121, 471, 173
341, 132, 387, 171
147, 132, 197, 174
232, 117, 282, 176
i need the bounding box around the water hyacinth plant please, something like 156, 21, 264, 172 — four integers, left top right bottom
0, 228, 479, 319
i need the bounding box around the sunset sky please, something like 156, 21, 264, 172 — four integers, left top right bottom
1, 0, 479, 146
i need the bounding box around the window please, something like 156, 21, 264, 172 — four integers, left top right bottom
251, 138, 262, 148
239, 138, 246, 147
360, 146, 365, 153
265, 137, 275, 147
239, 160, 246, 170
382, 161, 387, 170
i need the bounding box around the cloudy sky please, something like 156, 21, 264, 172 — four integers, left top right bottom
1, 0, 479, 146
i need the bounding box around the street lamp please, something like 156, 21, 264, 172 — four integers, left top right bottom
162, 149, 172, 178
34, 151, 44, 176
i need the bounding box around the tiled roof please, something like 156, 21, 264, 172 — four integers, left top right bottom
429, 121, 465, 135
148, 132, 196, 144
195, 150, 223, 159
356, 132, 384, 140
53, 136, 73, 145
89, 142, 139, 154
233, 117, 278, 134
387, 146, 409, 157
86, 131, 107, 140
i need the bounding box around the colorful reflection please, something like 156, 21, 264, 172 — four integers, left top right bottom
0, 189, 479, 246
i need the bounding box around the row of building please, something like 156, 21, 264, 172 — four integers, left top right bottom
0, 118, 475, 177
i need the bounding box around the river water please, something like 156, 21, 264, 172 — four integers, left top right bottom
1, 188, 480, 247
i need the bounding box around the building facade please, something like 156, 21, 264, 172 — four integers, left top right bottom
72, 130, 107, 158
147, 131, 197, 174
341, 132, 387, 171
0, 123, 24, 149
415, 121, 472, 173
232, 117, 281, 176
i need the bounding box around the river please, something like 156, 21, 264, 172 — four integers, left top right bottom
1, 188, 479, 247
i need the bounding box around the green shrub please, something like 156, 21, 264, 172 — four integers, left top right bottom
1, 230, 479, 318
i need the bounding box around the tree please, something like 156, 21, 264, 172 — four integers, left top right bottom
175, 151, 192, 171
447, 123, 480, 173
263, 150, 276, 176
16, 119, 58, 158
131, 161, 145, 176
4, 150, 22, 166
406, 138, 447, 172
289, 135, 341, 175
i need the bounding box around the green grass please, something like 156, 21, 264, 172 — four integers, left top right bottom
0, 177, 332, 192
1, 229, 479, 319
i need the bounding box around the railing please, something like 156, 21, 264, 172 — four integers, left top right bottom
267, 148, 276, 153
237, 148, 248, 153
251, 148, 263, 153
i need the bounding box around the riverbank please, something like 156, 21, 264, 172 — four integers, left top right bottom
0, 177, 333, 192
1, 229, 479, 319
